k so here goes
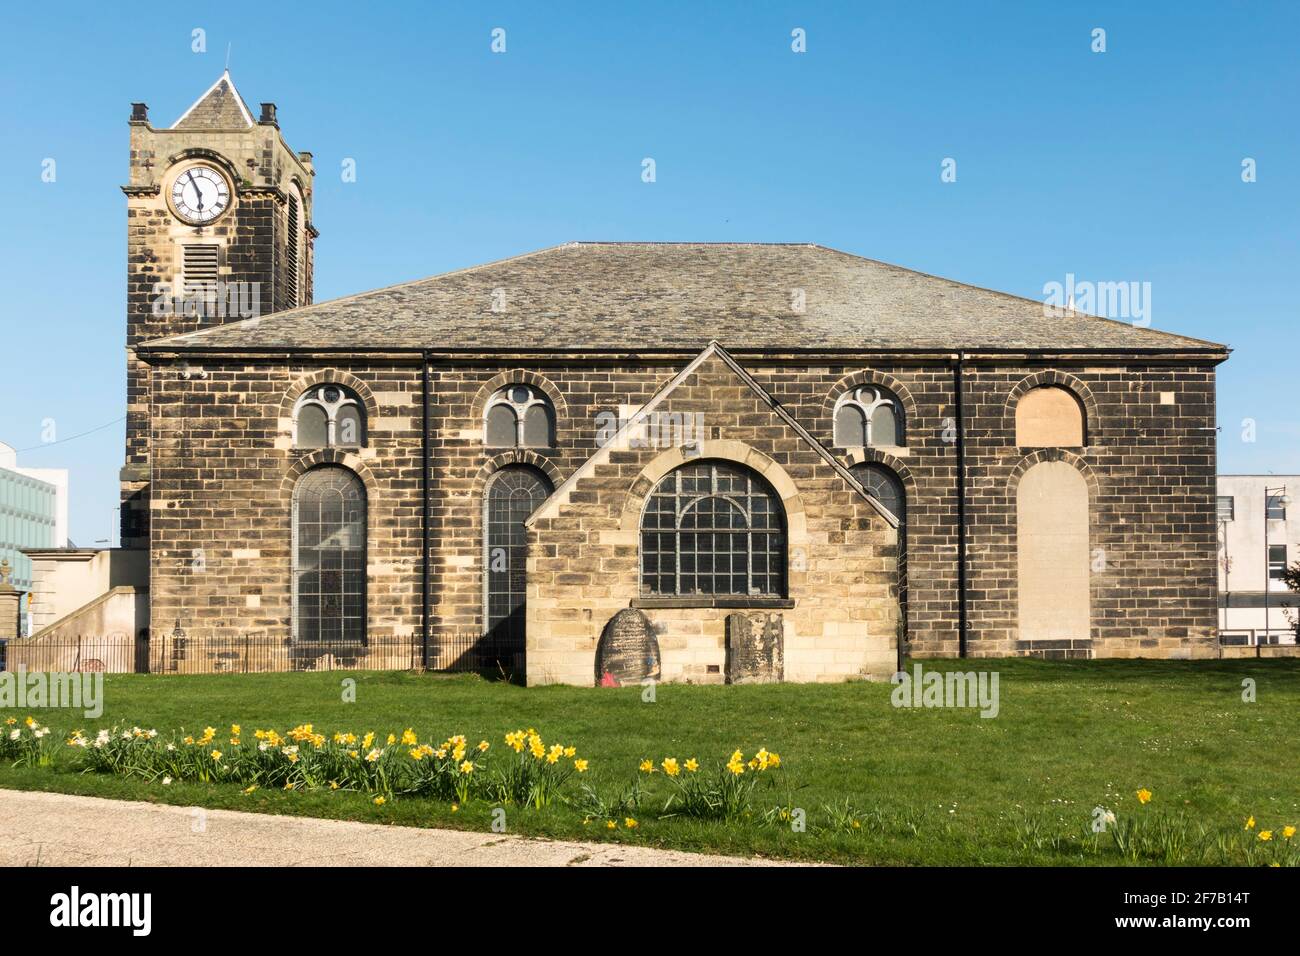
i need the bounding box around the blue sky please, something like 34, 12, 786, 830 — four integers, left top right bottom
1, 1, 1296, 546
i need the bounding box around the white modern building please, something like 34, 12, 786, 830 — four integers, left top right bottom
0, 441, 69, 635
1217, 474, 1299, 646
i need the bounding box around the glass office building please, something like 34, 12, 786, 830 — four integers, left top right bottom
0, 451, 61, 635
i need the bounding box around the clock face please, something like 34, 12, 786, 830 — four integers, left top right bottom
170, 165, 231, 224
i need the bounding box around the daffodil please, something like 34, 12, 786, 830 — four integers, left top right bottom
1135, 788, 1151, 805
477, 740, 490, 752
1246, 816, 1256, 830
574, 759, 589, 773
1283, 825, 1296, 840
639, 759, 657, 774
684, 758, 699, 773
1259, 830, 1273, 842
662, 758, 680, 777
606, 820, 617, 830
373, 796, 386, 806
210, 750, 222, 761
624, 818, 638, 829
401, 728, 418, 746
242, 784, 258, 795
459, 760, 474, 774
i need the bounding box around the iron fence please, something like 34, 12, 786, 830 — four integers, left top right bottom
0, 630, 524, 677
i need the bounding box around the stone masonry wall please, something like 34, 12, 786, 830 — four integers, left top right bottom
143, 351, 1221, 676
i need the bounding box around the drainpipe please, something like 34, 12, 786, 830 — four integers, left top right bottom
421, 353, 432, 669
954, 352, 969, 657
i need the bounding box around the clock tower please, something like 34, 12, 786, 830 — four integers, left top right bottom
120, 72, 316, 548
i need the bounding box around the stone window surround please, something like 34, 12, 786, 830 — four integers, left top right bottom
1004, 370, 1098, 450
292, 383, 366, 450
278, 369, 379, 453
484, 384, 556, 450
619, 440, 812, 612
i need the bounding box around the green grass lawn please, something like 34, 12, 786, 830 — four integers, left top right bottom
2, 658, 1297, 865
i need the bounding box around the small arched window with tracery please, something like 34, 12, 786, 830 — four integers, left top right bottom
294, 384, 365, 450
485, 385, 555, 449
833, 385, 904, 448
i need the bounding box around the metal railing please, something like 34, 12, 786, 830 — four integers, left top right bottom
0, 630, 524, 677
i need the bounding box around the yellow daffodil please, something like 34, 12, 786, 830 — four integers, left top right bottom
25, 716, 35, 727
767, 752, 781, 768
563, 746, 576, 758
231, 724, 241, 736
451, 804, 459, 813
329, 781, 340, 790
1283, 825, 1296, 840
574, 759, 589, 773
1246, 816, 1256, 830
624, 818, 638, 829
459, 761, 474, 774
373, 796, 386, 806
210, 750, 222, 761
3, 718, 15, 726
684, 758, 699, 773
639, 759, 657, 774
365, 748, 382, 763
1259, 830, 1273, 841
362, 732, 375, 750
401, 728, 418, 746
387, 733, 397, 746
606, 820, 617, 830
478, 740, 490, 752
283, 781, 294, 791
242, 784, 258, 794
1136, 788, 1152, 805
662, 758, 680, 777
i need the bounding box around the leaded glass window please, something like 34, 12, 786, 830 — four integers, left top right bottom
640, 460, 786, 598
484, 466, 553, 653
292, 466, 366, 644
850, 462, 905, 524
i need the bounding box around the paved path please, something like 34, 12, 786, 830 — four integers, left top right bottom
0, 789, 794, 867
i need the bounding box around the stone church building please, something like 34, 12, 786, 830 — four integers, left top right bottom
99, 74, 1229, 684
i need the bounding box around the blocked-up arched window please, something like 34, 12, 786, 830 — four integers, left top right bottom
485, 385, 555, 449
640, 460, 786, 598
1015, 386, 1085, 447
1017, 460, 1089, 642
292, 466, 366, 644
834, 386, 904, 448
294, 384, 365, 449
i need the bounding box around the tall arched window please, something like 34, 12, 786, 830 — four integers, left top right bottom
1017, 461, 1090, 642
1015, 386, 1085, 447
641, 460, 786, 598
485, 385, 555, 449
294, 384, 366, 449
851, 462, 905, 525
293, 466, 366, 644
484, 466, 553, 653
834, 385, 904, 448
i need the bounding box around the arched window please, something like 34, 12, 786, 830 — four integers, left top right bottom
292, 466, 366, 644
485, 385, 555, 449
850, 462, 905, 525
641, 460, 786, 598
1015, 386, 1085, 447
1017, 461, 1090, 642
293, 384, 366, 449
484, 466, 553, 657
833, 385, 904, 448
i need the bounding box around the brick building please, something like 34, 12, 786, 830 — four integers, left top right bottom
121, 74, 1230, 683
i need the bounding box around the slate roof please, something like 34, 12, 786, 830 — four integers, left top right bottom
141, 242, 1228, 354
171, 71, 255, 130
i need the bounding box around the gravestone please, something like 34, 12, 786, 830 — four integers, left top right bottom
595, 608, 661, 686
725, 612, 785, 684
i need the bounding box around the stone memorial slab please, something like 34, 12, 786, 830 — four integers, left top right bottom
595, 608, 661, 686
725, 612, 785, 684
